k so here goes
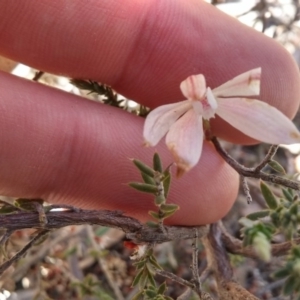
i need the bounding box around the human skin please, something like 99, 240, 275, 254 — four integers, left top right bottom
0, 0, 299, 225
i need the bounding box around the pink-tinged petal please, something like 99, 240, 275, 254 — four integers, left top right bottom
213, 68, 261, 98
217, 97, 300, 144
180, 74, 206, 100
143, 100, 191, 146
166, 108, 203, 177
199, 87, 218, 120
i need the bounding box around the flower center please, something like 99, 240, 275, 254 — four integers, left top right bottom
192, 87, 218, 120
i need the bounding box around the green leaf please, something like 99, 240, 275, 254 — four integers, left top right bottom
141, 172, 156, 185
239, 217, 255, 228
155, 195, 166, 206
160, 210, 177, 219
149, 211, 160, 220
162, 172, 171, 198
283, 275, 297, 295
145, 289, 157, 298
246, 210, 269, 220
146, 285, 156, 291
149, 255, 163, 270
282, 189, 294, 202
132, 269, 144, 287
0, 205, 20, 214
268, 160, 286, 174
131, 291, 144, 300
129, 182, 158, 194
146, 265, 156, 287
292, 247, 300, 258
133, 259, 147, 270
132, 159, 155, 177
146, 221, 159, 228
260, 181, 278, 209
289, 202, 298, 215
157, 282, 167, 295
273, 268, 290, 279
153, 153, 163, 173
270, 211, 280, 227
139, 268, 149, 289
160, 204, 179, 213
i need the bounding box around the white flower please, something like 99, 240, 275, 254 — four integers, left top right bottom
143, 68, 300, 176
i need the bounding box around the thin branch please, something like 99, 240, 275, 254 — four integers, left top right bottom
202, 223, 259, 300
87, 226, 124, 300
220, 223, 300, 258
0, 229, 49, 276
199, 267, 212, 284
241, 176, 252, 204
12, 227, 84, 282
155, 268, 215, 300
155, 268, 195, 289
0, 208, 208, 244
191, 229, 201, 291
176, 288, 193, 300
254, 145, 279, 172
211, 137, 300, 190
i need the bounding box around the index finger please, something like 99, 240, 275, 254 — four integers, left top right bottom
0, 0, 299, 143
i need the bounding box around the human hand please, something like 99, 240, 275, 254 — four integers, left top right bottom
0, 0, 299, 225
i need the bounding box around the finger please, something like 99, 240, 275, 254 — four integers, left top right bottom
0, 0, 299, 143
0, 55, 17, 73
0, 71, 238, 225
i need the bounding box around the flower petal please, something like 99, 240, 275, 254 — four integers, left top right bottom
217, 97, 300, 144
213, 68, 261, 97
166, 108, 203, 177
180, 74, 206, 100
143, 100, 192, 146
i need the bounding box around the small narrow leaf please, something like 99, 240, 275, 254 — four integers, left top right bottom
146, 221, 159, 228
270, 211, 280, 227
289, 202, 298, 215
260, 181, 278, 209
239, 217, 255, 228
147, 285, 157, 291
0, 205, 20, 214
155, 195, 166, 206
162, 172, 171, 198
160, 210, 177, 219
132, 159, 155, 177
149, 255, 163, 270
288, 188, 294, 197
160, 203, 179, 213
246, 209, 270, 220
131, 269, 144, 287
157, 282, 167, 295
131, 291, 144, 300
149, 211, 160, 220
292, 247, 300, 258
145, 290, 157, 298
282, 189, 294, 202
268, 160, 286, 174
141, 172, 156, 185
133, 259, 147, 270
146, 265, 156, 287
153, 153, 163, 172
273, 267, 290, 279
283, 276, 297, 295
129, 182, 158, 194
139, 268, 149, 289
